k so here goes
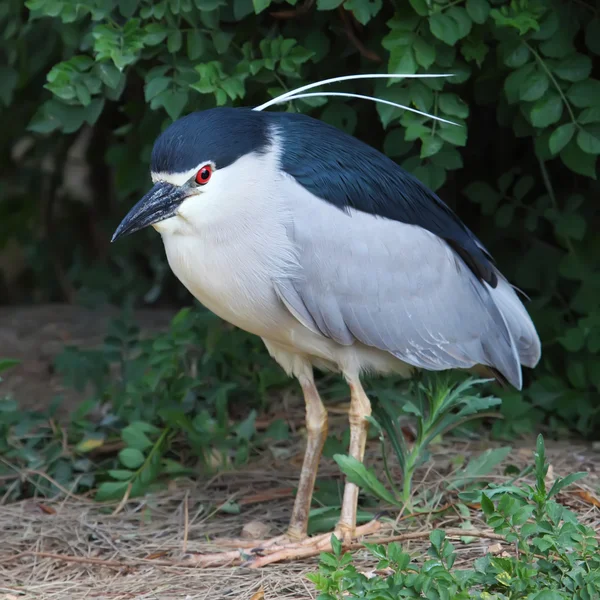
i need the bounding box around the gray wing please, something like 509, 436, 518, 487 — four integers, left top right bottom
274, 178, 540, 389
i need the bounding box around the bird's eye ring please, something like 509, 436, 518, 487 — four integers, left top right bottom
195, 165, 212, 185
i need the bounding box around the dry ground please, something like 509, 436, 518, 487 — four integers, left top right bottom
1, 305, 600, 599
1, 437, 599, 600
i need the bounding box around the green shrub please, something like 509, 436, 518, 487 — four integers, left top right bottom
0, 307, 291, 502
1, 0, 599, 433
308, 435, 597, 599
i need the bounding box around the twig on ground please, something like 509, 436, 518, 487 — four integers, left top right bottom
182, 491, 189, 554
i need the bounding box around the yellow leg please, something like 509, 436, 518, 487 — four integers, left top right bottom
335, 377, 372, 543
287, 374, 328, 540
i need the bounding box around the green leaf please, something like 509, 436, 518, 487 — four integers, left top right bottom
316, 0, 344, 8
144, 23, 168, 45
129, 421, 161, 435
560, 139, 597, 178
519, 70, 548, 102
145, 76, 170, 101
167, 29, 183, 53
567, 80, 600, 108
431, 147, 463, 169
495, 204, 514, 227
481, 493, 494, 516
461, 35, 489, 67
321, 102, 357, 134
413, 163, 446, 191
529, 91, 563, 128
420, 135, 443, 159
449, 447, 513, 490
375, 83, 410, 128
119, 448, 145, 469
252, 0, 271, 13
330, 532, 342, 556
439, 93, 469, 118
447, 7, 472, 39
553, 54, 592, 83
384, 128, 414, 157
547, 472, 588, 498
579, 107, 600, 124
438, 123, 467, 146
162, 89, 189, 120
122, 425, 153, 451
211, 31, 233, 54
96, 63, 121, 89
555, 212, 586, 240
389, 46, 416, 75
108, 469, 134, 481
187, 30, 205, 60
119, 0, 138, 18
514, 175, 534, 200
409, 0, 428, 17
0, 359, 20, 373
504, 63, 535, 104
413, 38, 435, 69
502, 42, 530, 68
95, 481, 129, 502
333, 454, 399, 506
344, 0, 382, 25
558, 328, 585, 352
548, 123, 575, 155
429, 13, 460, 46
429, 529, 445, 549
466, 0, 489, 25
577, 125, 600, 155
410, 82, 433, 111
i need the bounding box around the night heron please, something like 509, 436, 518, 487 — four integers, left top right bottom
112, 74, 541, 565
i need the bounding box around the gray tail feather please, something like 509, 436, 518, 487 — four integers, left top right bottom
488, 273, 542, 371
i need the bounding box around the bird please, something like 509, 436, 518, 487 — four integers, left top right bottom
112, 74, 541, 566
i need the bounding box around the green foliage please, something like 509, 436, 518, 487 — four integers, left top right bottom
0, 307, 291, 502
334, 376, 504, 511
1, 0, 599, 436
309, 435, 599, 600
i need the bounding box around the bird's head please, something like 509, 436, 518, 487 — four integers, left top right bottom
112, 73, 459, 244
111, 107, 274, 241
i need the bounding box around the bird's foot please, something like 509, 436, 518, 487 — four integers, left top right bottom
183, 520, 381, 568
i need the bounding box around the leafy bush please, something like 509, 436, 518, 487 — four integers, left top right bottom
309, 435, 597, 599
1, 0, 599, 434
0, 307, 291, 502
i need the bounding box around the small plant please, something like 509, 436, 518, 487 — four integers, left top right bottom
309, 435, 598, 599
0, 308, 291, 503
333, 375, 503, 512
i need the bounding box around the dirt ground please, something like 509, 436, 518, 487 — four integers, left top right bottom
1, 304, 600, 599
1, 438, 600, 600
0, 304, 174, 415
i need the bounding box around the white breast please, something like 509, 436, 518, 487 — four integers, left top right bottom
161, 229, 294, 339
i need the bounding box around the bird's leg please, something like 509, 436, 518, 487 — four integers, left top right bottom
335, 377, 372, 544
287, 374, 328, 539
191, 376, 381, 568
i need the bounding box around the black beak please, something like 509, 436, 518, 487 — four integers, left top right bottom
111, 181, 189, 242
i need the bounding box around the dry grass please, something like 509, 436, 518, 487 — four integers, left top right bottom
1, 436, 599, 599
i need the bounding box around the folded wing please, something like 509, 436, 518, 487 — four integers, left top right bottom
274, 178, 541, 389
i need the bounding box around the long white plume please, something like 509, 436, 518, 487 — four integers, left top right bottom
280, 92, 458, 126
253, 73, 458, 126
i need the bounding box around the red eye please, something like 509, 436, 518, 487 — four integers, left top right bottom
195, 165, 212, 185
